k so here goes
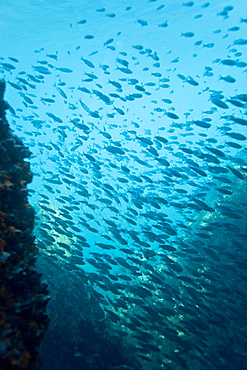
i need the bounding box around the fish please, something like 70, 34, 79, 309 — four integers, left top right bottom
181, 32, 194, 37
4, 5, 247, 369
93, 89, 112, 104
56, 86, 67, 99
105, 13, 116, 18
136, 136, 153, 145
190, 166, 207, 177
194, 120, 211, 128
234, 38, 247, 45
159, 21, 168, 27
108, 79, 122, 89
77, 19, 87, 25
8, 57, 19, 63
116, 58, 129, 68
1, 62, 16, 70
80, 57, 95, 68
219, 75, 236, 83
211, 98, 229, 109
46, 112, 63, 123
46, 53, 58, 60
8, 81, 22, 90
226, 132, 246, 141
186, 77, 199, 86
155, 136, 168, 144
41, 97, 56, 103
114, 106, 125, 115
117, 66, 133, 74
227, 166, 245, 180
221, 59, 236, 66
78, 86, 91, 94
104, 38, 114, 46
32, 65, 51, 74
95, 243, 116, 250
137, 19, 148, 26
166, 112, 179, 119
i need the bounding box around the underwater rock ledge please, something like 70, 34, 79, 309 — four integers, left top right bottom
0, 79, 50, 370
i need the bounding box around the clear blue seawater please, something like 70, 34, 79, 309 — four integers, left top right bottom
1, 0, 247, 369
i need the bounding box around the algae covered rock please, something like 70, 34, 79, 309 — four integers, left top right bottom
0, 79, 50, 370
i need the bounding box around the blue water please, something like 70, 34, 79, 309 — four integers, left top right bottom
1, 0, 247, 369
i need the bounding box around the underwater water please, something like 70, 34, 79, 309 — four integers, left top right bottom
1, 0, 247, 369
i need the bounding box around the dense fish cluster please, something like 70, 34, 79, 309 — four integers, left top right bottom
1, 0, 247, 369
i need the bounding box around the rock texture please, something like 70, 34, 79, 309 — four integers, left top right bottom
0, 79, 50, 370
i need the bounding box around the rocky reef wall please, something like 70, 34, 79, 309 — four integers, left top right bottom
0, 79, 50, 370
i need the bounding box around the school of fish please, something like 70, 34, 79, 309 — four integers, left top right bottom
1, 1, 247, 369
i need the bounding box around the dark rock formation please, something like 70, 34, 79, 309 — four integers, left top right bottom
0, 79, 50, 370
